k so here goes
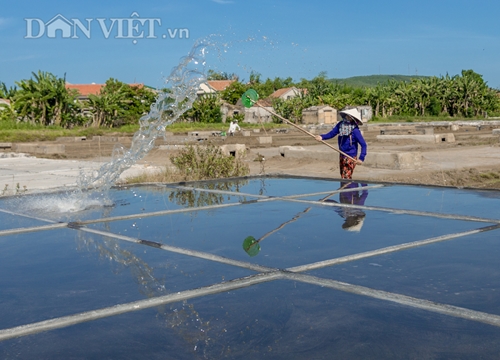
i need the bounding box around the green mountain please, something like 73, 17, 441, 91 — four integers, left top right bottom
329, 74, 430, 88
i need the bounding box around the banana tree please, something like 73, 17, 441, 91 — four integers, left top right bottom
87, 90, 125, 128
13, 71, 78, 126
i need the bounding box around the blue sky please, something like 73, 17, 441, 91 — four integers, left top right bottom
1, 0, 500, 89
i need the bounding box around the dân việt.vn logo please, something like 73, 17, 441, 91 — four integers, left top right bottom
25, 12, 189, 44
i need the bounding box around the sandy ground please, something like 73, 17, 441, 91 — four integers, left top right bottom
144, 126, 500, 189
1, 125, 500, 194
242, 142, 500, 188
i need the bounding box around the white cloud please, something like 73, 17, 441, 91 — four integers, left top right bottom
212, 0, 234, 4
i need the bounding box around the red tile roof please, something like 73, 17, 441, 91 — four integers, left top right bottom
65, 84, 104, 96
207, 80, 235, 91
256, 98, 273, 107
270, 87, 297, 98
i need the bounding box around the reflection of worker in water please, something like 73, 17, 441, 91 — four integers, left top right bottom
327, 182, 368, 232
228, 120, 241, 136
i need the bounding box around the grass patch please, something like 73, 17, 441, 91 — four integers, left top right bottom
479, 172, 500, 180
124, 143, 250, 184
122, 166, 183, 184
369, 115, 491, 123
166, 121, 285, 133
0, 121, 126, 142
0, 120, 287, 142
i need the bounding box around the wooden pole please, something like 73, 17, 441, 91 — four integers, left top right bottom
250, 100, 357, 162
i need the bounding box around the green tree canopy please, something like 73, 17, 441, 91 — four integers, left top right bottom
0, 82, 17, 99
13, 71, 80, 127
207, 70, 238, 81
182, 93, 222, 123
85, 78, 157, 128
220, 81, 248, 105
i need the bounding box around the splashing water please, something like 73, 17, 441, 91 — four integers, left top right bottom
3, 191, 113, 221
2, 34, 282, 216
74, 32, 279, 195
0, 39, 214, 217
78, 38, 211, 192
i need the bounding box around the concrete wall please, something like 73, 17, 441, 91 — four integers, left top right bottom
56, 136, 87, 142
12, 144, 65, 155
357, 106, 373, 122
376, 134, 456, 143
91, 136, 130, 143
244, 107, 274, 124
279, 146, 422, 170
363, 151, 422, 170
219, 144, 247, 158
187, 131, 222, 139
257, 136, 272, 144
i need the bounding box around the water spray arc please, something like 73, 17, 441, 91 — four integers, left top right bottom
78, 40, 212, 192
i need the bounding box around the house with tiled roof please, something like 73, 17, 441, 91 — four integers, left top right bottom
233, 87, 303, 124
0, 99, 11, 109
233, 97, 274, 124
269, 87, 302, 100
66, 84, 104, 100
198, 80, 235, 95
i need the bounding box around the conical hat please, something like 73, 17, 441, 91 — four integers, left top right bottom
339, 108, 363, 125
342, 216, 365, 232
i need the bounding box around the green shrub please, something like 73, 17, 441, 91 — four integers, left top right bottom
479, 172, 500, 180
170, 143, 249, 181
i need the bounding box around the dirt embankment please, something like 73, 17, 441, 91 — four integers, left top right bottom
9, 126, 500, 190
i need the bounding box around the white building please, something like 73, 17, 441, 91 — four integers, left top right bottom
0, 99, 11, 110
269, 87, 302, 100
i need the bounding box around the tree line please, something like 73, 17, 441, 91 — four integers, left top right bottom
1, 69, 498, 128
0, 71, 156, 128
217, 69, 500, 122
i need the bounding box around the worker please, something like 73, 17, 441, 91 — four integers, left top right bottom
315, 108, 367, 179
228, 120, 241, 136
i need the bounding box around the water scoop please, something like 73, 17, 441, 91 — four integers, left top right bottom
242, 191, 338, 257
241, 89, 356, 162
242, 236, 262, 257
242, 215, 297, 257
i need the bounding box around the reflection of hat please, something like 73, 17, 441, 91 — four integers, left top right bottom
340, 108, 363, 125
342, 215, 365, 232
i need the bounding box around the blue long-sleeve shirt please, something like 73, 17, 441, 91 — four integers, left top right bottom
320, 123, 367, 161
